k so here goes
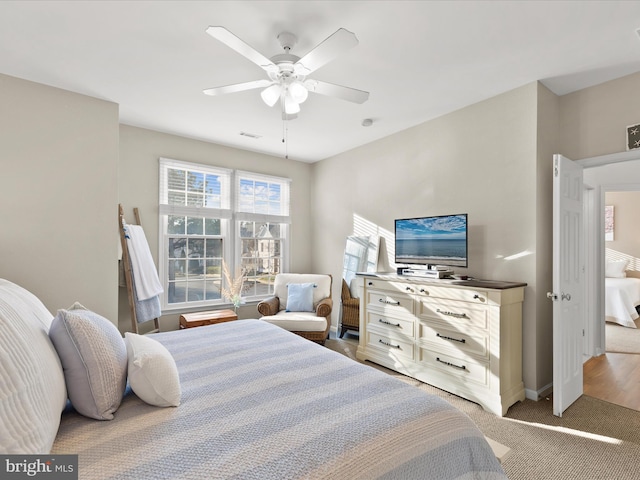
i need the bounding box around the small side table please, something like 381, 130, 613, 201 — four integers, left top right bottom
179, 309, 238, 329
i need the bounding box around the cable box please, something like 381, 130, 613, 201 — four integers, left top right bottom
401, 268, 454, 279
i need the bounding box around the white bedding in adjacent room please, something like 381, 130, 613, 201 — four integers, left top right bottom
605, 277, 640, 328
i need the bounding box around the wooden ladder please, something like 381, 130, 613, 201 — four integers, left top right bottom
118, 204, 160, 334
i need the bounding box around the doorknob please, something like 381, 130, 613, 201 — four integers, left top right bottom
547, 292, 558, 301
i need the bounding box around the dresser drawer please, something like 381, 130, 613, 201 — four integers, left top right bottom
415, 297, 489, 331
414, 285, 489, 305
418, 322, 488, 359
366, 289, 414, 316
366, 311, 415, 337
364, 278, 417, 295
418, 348, 489, 387
367, 331, 414, 360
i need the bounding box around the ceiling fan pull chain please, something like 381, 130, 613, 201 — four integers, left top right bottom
282, 115, 289, 159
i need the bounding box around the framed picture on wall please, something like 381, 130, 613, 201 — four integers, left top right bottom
605, 205, 614, 241
627, 123, 640, 151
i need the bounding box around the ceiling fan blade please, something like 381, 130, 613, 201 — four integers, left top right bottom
203, 79, 272, 96
206, 26, 278, 74
294, 28, 359, 76
304, 80, 369, 104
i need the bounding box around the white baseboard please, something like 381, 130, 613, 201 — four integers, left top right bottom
525, 381, 553, 401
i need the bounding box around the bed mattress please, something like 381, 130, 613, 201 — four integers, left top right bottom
605, 277, 640, 328
52, 320, 506, 479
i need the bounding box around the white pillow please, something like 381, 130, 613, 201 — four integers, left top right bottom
0, 279, 67, 453
606, 259, 628, 278
125, 333, 181, 407
286, 283, 316, 312
49, 302, 128, 420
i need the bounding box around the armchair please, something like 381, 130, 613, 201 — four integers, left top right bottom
339, 278, 360, 338
257, 273, 333, 344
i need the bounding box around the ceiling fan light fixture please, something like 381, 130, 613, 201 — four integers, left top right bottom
289, 81, 309, 103
261, 84, 282, 107
284, 94, 301, 114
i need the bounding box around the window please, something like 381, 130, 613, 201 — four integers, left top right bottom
235, 172, 290, 297
159, 159, 290, 310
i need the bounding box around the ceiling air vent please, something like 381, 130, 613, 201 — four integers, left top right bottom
239, 131, 261, 139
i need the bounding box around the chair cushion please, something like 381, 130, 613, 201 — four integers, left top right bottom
274, 274, 331, 311
261, 312, 328, 332
286, 283, 315, 312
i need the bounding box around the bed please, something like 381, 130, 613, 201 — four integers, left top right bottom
1, 278, 507, 479
605, 277, 640, 328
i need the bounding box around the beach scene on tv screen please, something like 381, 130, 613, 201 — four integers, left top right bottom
396, 215, 467, 267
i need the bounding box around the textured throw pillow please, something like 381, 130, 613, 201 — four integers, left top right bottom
0, 279, 67, 454
606, 259, 628, 278
125, 333, 181, 407
286, 283, 316, 312
49, 302, 127, 420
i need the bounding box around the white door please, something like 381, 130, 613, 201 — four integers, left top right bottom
551, 154, 585, 417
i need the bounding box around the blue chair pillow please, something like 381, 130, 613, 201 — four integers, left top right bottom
286, 283, 316, 312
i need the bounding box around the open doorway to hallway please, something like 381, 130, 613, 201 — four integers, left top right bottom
584, 189, 640, 412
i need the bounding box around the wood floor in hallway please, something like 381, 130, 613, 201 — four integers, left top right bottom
583, 352, 640, 412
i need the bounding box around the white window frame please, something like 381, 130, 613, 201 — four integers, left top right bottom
158, 158, 290, 312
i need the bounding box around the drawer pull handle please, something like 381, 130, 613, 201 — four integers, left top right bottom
368, 281, 374, 286
405, 286, 414, 292
420, 288, 428, 294
436, 308, 468, 319
379, 339, 401, 349
379, 298, 401, 306
379, 318, 401, 328
436, 333, 465, 344
436, 357, 466, 370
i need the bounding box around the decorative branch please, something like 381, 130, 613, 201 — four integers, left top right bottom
220, 260, 247, 310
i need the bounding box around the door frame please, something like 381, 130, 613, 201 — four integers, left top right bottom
583, 185, 596, 360
594, 183, 640, 355
575, 150, 640, 360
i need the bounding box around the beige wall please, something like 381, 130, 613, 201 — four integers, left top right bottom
534, 83, 560, 391
117, 125, 314, 332
604, 191, 640, 276
312, 82, 546, 393
560, 71, 640, 159
0, 73, 119, 320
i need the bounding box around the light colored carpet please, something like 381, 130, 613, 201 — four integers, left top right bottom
606, 317, 640, 354
325, 337, 640, 480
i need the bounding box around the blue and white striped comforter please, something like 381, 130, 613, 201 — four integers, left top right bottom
53, 320, 507, 479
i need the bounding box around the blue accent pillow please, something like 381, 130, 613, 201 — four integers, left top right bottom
286, 283, 316, 312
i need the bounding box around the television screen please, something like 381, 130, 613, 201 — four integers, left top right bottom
395, 214, 468, 268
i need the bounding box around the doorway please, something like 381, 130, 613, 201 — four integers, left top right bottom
581, 164, 640, 411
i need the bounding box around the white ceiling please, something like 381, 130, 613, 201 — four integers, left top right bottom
1, 1, 640, 163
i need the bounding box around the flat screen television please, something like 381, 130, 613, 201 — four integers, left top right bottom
395, 214, 468, 268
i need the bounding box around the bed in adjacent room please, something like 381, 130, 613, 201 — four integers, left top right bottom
1, 279, 507, 480
605, 277, 640, 328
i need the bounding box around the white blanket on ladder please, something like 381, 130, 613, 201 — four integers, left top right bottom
125, 224, 163, 301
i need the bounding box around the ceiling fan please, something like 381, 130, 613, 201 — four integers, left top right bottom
203, 26, 369, 120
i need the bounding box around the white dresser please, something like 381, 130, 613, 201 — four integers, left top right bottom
355, 273, 526, 416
